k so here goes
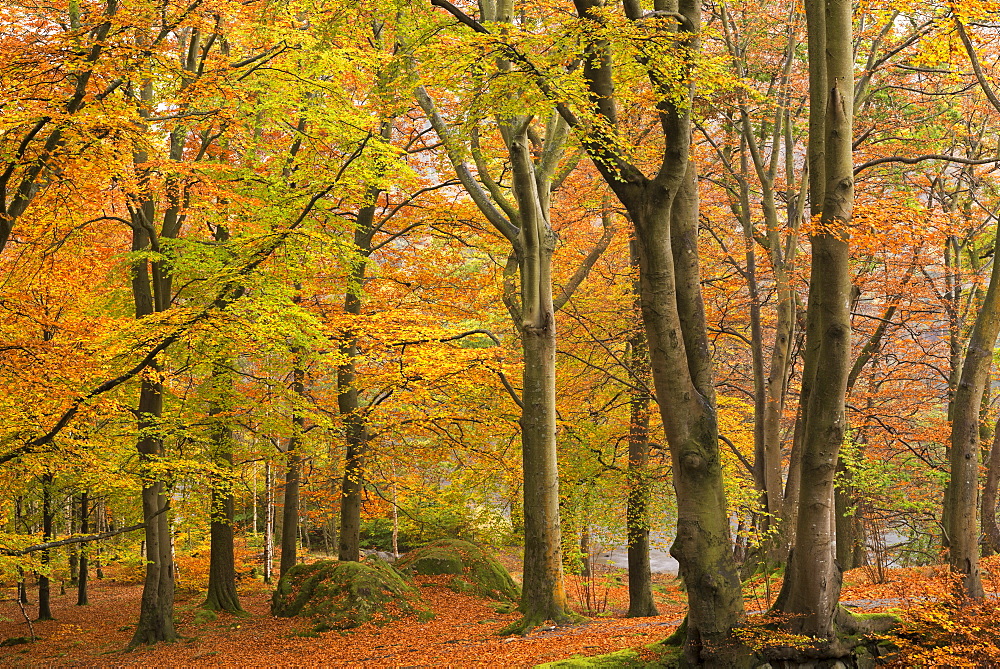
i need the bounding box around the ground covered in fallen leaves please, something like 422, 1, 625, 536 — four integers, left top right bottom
0, 557, 687, 667
5, 553, 1000, 666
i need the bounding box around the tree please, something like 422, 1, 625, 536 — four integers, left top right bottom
415, 0, 613, 631
944, 7, 1000, 599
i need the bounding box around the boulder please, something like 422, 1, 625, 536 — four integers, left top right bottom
270, 559, 428, 631
396, 538, 520, 602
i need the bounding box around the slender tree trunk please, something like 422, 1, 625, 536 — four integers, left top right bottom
77, 492, 89, 605
982, 417, 1000, 556
68, 498, 78, 588
626, 236, 657, 618
279, 361, 304, 578
37, 472, 53, 621
264, 460, 274, 584
834, 462, 858, 571
15, 496, 29, 604
95, 499, 105, 580
946, 228, 1000, 598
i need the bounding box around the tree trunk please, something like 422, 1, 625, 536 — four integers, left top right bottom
946, 224, 1000, 598
37, 472, 53, 621
204, 362, 243, 612
279, 361, 304, 578
641, 165, 746, 662
129, 374, 177, 647
264, 460, 274, 584
77, 492, 89, 606
338, 251, 370, 563
564, 0, 747, 661
834, 462, 859, 571
68, 498, 78, 588
779, 0, 855, 638
413, 76, 587, 631
982, 417, 1000, 556
626, 236, 657, 618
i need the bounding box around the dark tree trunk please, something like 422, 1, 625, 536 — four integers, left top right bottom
129, 374, 177, 647
204, 362, 243, 612
982, 417, 1000, 556
68, 497, 78, 588
16, 496, 29, 604
279, 361, 304, 578
77, 492, 89, 605
37, 472, 54, 621
337, 123, 388, 563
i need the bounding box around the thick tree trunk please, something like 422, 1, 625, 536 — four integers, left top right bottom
130, 375, 177, 647
563, 0, 747, 660
77, 492, 89, 605
626, 237, 657, 619
518, 301, 568, 625
643, 166, 745, 663
508, 128, 571, 629
37, 472, 53, 621
779, 0, 855, 639
204, 364, 242, 612
338, 254, 369, 563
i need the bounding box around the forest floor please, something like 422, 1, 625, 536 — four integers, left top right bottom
0, 548, 694, 667
0, 549, 985, 667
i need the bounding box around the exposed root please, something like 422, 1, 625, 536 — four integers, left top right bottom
498, 609, 581, 636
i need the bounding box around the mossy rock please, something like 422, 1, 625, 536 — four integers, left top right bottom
396, 538, 520, 602
270, 559, 428, 631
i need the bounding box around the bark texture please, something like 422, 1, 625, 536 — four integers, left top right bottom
779, 0, 855, 639
565, 0, 747, 662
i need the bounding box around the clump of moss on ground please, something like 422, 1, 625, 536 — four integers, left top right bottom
534, 642, 682, 668
396, 538, 520, 602
270, 559, 429, 632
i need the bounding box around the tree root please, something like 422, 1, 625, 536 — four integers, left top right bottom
759, 605, 899, 664
497, 609, 582, 636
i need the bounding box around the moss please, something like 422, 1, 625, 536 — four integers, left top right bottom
396, 538, 520, 602
192, 609, 217, 625
270, 559, 428, 631
534, 642, 683, 668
